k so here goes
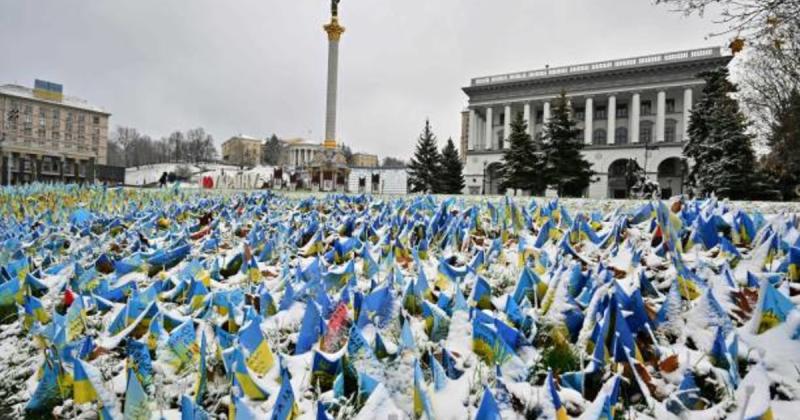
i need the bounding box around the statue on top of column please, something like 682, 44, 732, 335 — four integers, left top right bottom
331, 0, 341, 17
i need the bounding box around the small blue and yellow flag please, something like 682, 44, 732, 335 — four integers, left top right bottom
124, 368, 151, 420
238, 319, 275, 375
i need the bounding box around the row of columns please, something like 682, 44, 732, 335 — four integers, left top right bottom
292, 148, 317, 167
467, 88, 693, 150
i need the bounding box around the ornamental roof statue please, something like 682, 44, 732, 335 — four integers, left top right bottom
331, 0, 340, 17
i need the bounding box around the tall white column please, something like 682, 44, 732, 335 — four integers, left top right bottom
607, 95, 616, 145
656, 90, 666, 142
630, 93, 641, 143
682, 88, 693, 142
485, 107, 493, 150
476, 116, 484, 149
323, 18, 345, 148
503, 104, 512, 149
543, 101, 551, 125
468, 109, 477, 150
584, 97, 594, 145
523, 103, 532, 138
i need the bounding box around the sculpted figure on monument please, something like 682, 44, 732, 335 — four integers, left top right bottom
331, 0, 340, 17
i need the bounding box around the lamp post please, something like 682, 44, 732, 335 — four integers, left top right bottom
642, 140, 659, 185
482, 161, 487, 195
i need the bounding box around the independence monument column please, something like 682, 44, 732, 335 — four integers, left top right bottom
323, 0, 345, 150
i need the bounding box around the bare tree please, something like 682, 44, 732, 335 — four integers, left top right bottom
655, 0, 800, 45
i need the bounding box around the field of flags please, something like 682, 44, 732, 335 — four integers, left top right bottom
1, 184, 799, 419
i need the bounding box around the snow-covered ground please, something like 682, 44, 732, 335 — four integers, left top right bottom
3, 185, 800, 419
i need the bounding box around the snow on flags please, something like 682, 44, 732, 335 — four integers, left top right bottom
8, 187, 800, 419
73, 358, 123, 419
271, 365, 298, 420
753, 280, 795, 334
238, 319, 275, 375
124, 368, 151, 420
167, 319, 199, 372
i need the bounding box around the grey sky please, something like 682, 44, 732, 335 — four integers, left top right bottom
0, 0, 722, 160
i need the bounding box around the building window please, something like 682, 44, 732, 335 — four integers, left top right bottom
574, 108, 585, 120
23, 113, 32, 135
615, 127, 628, 145
640, 121, 654, 143
616, 105, 628, 119
641, 100, 653, 116
24, 105, 32, 115
666, 99, 676, 113
595, 106, 607, 120
52, 109, 60, 130
52, 131, 60, 140
536, 110, 544, 123
37, 128, 46, 140
593, 129, 607, 145
665, 119, 678, 142
93, 115, 100, 125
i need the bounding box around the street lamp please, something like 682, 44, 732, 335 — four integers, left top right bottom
482, 161, 487, 195
642, 140, 659, 184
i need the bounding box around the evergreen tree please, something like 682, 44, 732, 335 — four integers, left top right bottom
439, 138, 465, 194
542, 92, 595, 197
764, 89, 800, 200
500, 112, 546, 195
684, 67, 759, 199
407, 119, 442, 193
262, 134, 284, 165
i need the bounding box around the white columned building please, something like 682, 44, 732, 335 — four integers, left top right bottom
460, 47, 732, 198
606, 95, 616, 145
584, 97, 593, 145
503, 104, 511, 149
630, 93, 641, 143
523, 103, 532, 137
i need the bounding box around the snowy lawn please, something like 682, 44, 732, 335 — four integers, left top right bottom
2, 185, 799, 419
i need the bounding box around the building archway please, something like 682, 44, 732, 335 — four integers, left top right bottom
485, 162, 504, 195
607, 158, 638, 199
657, 157, 687, 197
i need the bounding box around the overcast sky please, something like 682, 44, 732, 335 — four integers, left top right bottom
0, 0, 723, 160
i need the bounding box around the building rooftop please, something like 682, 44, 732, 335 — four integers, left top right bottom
469, 47, 727, 87
0, 84, 109, 114
224, 135, 263, 146
282, 138, 321, 147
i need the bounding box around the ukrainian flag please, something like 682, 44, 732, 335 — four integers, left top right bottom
73, 359, 122, 418
230, 349, 270, 400
272, 366, 299, 420
23, 294, 50, 330
546, 370, 569, 420
413, 359, 434, 419
475, 386, 501, 420
24, 352, 69, 417
788, 246, 800, 282
238, 319, 275, 375
471, 276, 494, 310
124, 368, 151, 420
756, 281, 794, 333
194, 332, 208, 403
166, 319, 198, 372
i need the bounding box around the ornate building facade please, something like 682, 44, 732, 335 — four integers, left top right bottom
461, 47, 732, 198
0, 80, 110, 184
